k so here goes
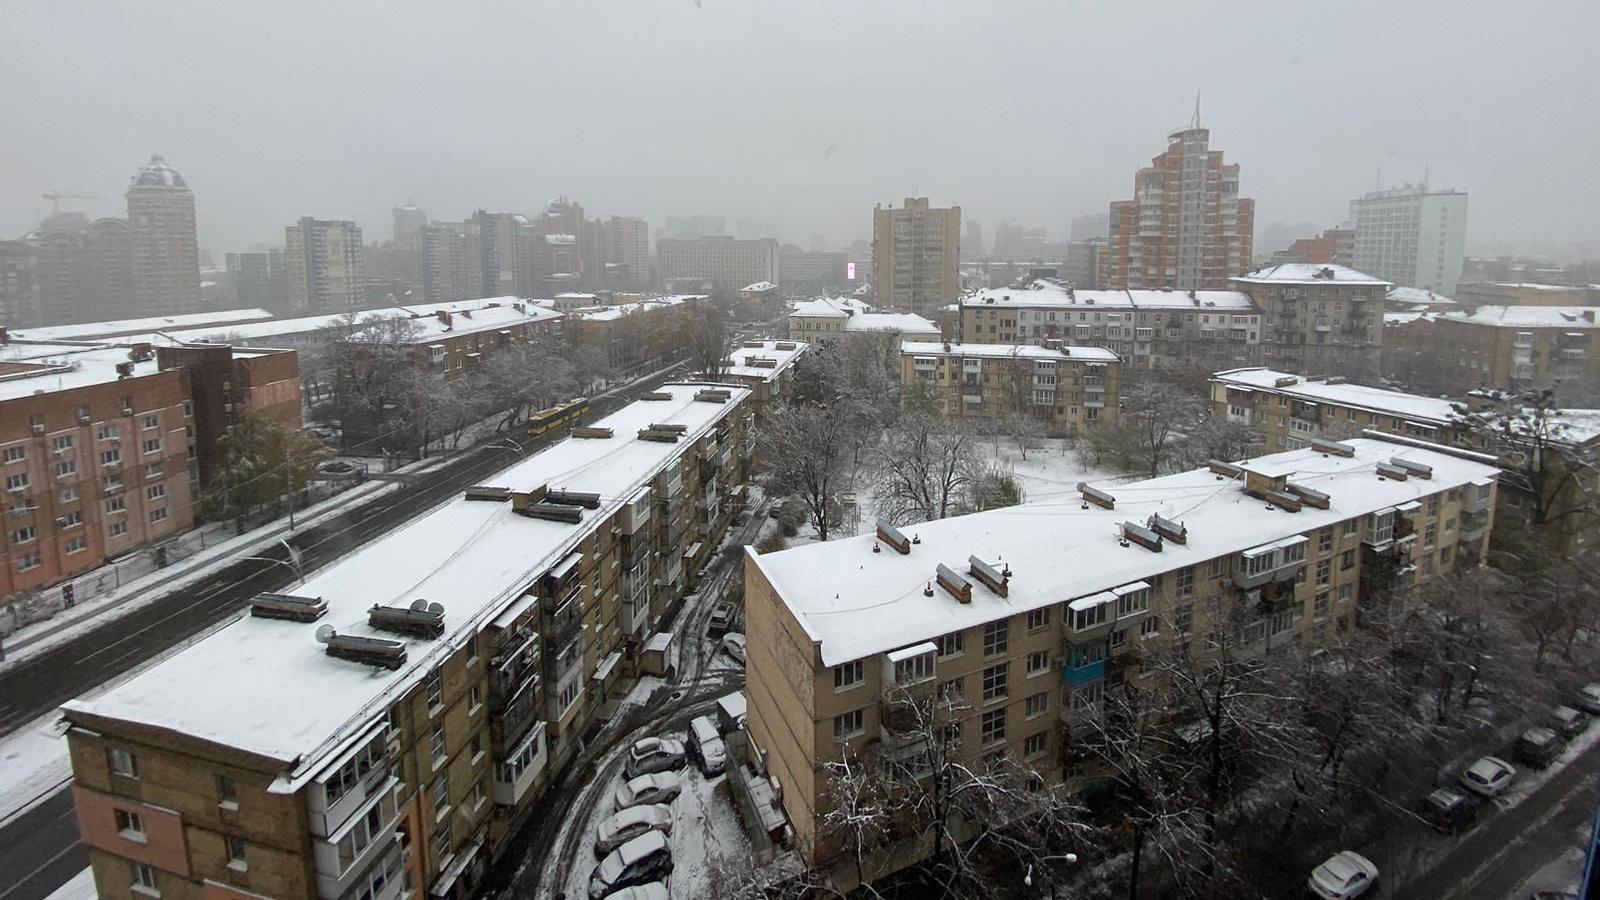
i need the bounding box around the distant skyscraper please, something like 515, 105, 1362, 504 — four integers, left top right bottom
126, 155, 202, 316
1069, 213, 1109, 242
1100, 124, 1254, 290
226, 251, 282, 310
393, 204, 428, 245
466, 210, 522, 297
662, 215, 725, 241
0, 241, 37, 327
285, 218, 365, 313
657, 236, 778, 291
872, 197, 960, 315
605, 216, 650, 287
963, 220, 983, 259
1350, 184, 1467, 295
421, 223, 469, 303
82, 218, 133, 319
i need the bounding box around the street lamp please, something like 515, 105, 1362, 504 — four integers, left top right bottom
1024, 853, 1079, 898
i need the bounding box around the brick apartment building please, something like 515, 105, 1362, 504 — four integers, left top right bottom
61, 384, 753, 900
1231, 264, 1389, 381
900, 341, 1122, 432
702, 339, 809, 422
341, 301, 564, 382
1420, 306, 1600, 396
568, 295, 706, 375
743, 437, 1498, 888
1210, 367, 1460, 454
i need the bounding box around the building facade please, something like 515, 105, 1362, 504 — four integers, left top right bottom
958, 281, 1262, 375
1268, 227, 1356, 266
777, 249, 848, 292
871, 198, 961, 316
126, 155, 203, 318
1099, 126, 1254, 291
569, 295, 705, 375
1350, 184, 1467, 297
0, 240, 37, 327
657, 236, 778, 293
900, 341, 1121, 432
1454, 282, 1593, 310
62, 384, 753, 900
1210, 367, 1461, 453
286, 219, 367, 315
744, 438, 1498, 885
1232, 264, 1389, 380
603, 217, 650, 289
1417, 306, 1600, 395
704, 339, 809, 421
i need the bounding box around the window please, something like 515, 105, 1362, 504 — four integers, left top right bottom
65, 535, 87, 554
1110, 628, 1127, 648
833, 709, 865, 742
465, 637, 479, 665
1316, 559, 1331, 586
17, 551, 41, 571
1318, 527, 1333, 552
110, 520, 128, 537
1342, 519, 1357, 536
5, 473, 29, 491
468, 684, 482, 714
1140, 615, 1160, 637
470, 778, 487, 810
434, 813, 453, 858
145, 463, 162, 479
470, 731, 485, 763
1115, 586, 1149, 617
1314, 592, 1330, 619
101, 449, 121, 466
980, 708, 1007, 746
129, 862, 158, 893
142, 414, 160, 431
115, 808, 145, 839
1174, 604, 1193, 634
59, 485, 77, 503
430, 723, 446, 766
983, 619, 1009, 657
147, 484, 165, 501
431, 775, 450, 815
338, 803, 387, 870
217, 775, 238, 808
1176, 567, 1195, 596
1026, 608, 1050, 631
2, 446, 24, 463
149, 507, 167, 523
12, 526, 35, 544
97, 425, 118, 441
935, 632, 964, 658
1209, 557, 1226, 578
981, 663, 1009, 702
1341, 549, 1356, 571
54, 460, 76, 477
1025, 691, 1049, 719
226, 835, 247, 867
893, 652, 935, 686
1072, 602, 1108, 631
833, 660, 864, 691
426, 670, 444, 713
142, 438, 162, 455
1024, 731, 1048, 759
1424, 523, 1437, 548
1071, 680, 1106, 709
1338, 584, 1354, 604
1026, 651, 1049, 676
109, 748, 138, 779
106, 496, 126, 514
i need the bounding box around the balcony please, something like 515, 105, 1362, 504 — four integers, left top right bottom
311, 782, 401, 900
1462, 480, 1494, 513
1233, 536, 1308, 589
1458, 509, 1490, 544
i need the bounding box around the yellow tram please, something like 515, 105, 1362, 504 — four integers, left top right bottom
527, 398, 589, 437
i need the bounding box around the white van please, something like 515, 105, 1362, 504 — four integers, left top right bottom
688, 715, 727, 777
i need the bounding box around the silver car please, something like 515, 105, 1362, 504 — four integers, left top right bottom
595, 803, 673, 857
1459, 755, 1517, 798
624, 737, 687, 779
613, 772, 683, 811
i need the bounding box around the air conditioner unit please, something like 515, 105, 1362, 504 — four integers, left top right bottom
31, 423, 45, 434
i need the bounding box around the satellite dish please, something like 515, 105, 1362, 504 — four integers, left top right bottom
427, 602, 445, 617
410, 598, 430, 613
315, 624, 336, 644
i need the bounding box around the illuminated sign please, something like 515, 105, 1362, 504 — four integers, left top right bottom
847, 262, 857, 280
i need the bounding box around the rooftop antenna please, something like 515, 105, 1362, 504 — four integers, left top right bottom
1190, 91, 1202, 129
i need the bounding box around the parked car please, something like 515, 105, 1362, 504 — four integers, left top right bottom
716, 691, 748, 735
720, 632, 747, 666
688, 715, 727, 777
1551, 705, 1589, 739
598, 885, 670, 900
1307, 850, 1378, 899
1459, 756, 1517, 798
589, 831, 672, 899
1516, 727, 1564, 769
1420, 787, 1479, 834
1573, 683, 1600, 714
624, 737, 687, 779
708, 601, 736, 637
595, 804, 673, 857
614, 772, 683, 811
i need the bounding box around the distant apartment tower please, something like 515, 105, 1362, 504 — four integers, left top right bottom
225, 251, 280, 310
657, 236, 778, 292
871, 197, 961, 316
466, 210, 522, 298
420, 222, 469, 304
392, 203, 428, 245
1234, 263, 1389, 380
1270, 227, 1356, 266
963, 220, 984, 259
1069, 212, 1110, 242
0, 241, 36, 326
125, 155, 202, 317
285, 218, 365, 314
1100, 125, 1254, 290
604, 216, 650, 287
1350, 184, 1467, 296
1061, 241, 1103, 289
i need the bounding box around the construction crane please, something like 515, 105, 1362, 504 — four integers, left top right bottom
42, 192, 97, 215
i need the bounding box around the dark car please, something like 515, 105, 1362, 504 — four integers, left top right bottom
1550, 705, 1588, 739
1420, 787, 1479, 834
1515, 727, 1563, 769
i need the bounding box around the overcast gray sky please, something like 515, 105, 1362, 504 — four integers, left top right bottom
5, 0, 1597, 258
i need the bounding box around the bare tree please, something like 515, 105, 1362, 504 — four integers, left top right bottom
871, 416, 981, 524
686, 304, 731, 381
759, 401, 859, 541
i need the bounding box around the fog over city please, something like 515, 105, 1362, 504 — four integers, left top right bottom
4, 0, 1598, 255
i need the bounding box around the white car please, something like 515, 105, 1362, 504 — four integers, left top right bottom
688, 715, 727, 777
595, 804, 673, 857
1307, 850, 1378, 899
1459, 755, 1517, 798
613, 772, 683, 811
589, 831, 672, 899
1574, 683, 1600, 714
624, 737, 687, 779
720, 632, 747, 666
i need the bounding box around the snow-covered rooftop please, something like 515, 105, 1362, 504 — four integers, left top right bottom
1382, 312, 1446, 327
750, 438, 1498, 667
0, 345, 170, 402
1387, 286, 1457, 307
844, 312, 940, 336
1232, 264, 1390, 286
349, 303, 561, 344
1449, 306, 1600, 329
789, 297, 871, 319
576, 295, 705, 322
716, 340, 809, 383
963, 281, 1255, 312
901, 341, 1119, 363
9, 308, 274, 342
742, 281, 778, 293
1212, 367, 1459, 426
65, 383, 751, 780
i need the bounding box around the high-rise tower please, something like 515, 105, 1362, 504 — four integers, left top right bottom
126, 155, 201, 316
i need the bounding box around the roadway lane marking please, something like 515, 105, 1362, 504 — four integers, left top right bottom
0, 840, 82, 900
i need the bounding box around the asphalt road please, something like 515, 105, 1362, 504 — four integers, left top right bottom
0, 363, 687, 900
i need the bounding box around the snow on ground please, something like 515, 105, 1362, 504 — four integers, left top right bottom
1492, 718, 1600, 811
989, 436, 1128, 503
557, 731, 752, 900
0, 710, 71, 824
44, 867, 96, 900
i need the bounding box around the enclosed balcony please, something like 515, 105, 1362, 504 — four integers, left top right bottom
879, 642, 938, 734
1232, 535, 1308, 589
1462, 479, 1495, 513
1459, 509, 1490, 544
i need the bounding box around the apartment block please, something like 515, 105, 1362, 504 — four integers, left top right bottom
1350, 184, 1467, 296
286, 219, 367, 315
958, 280, 1261, 375
1268, 227, 1356, 267
744, 438, 1498, 885
568, 295, 706, 375
62, 383, 754, 900
657, 236, 778, 292
126, 155, 203, 318
871, 198, 961, 317
777, 249, 848, 292
704, 339, 809, 421
341, 300, 563, 381
1426, 306, 1600, 394
900, 341, 1121, 432
1211, 367, 1460, 453
1454, 282, 1594, 310
1100, 126, 1254, 291
1232, 264, 1389, 380
786, 297, 940, 369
